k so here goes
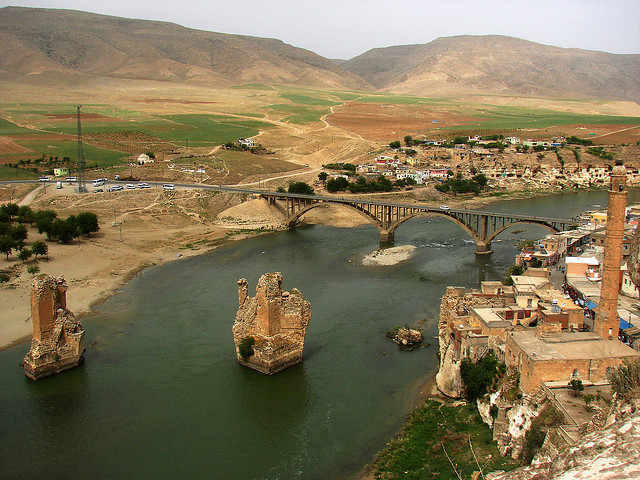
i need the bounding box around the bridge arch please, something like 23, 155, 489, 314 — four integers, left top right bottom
382, 213, 563, 255
485, 220, 561, 244
285, 201, 383, 230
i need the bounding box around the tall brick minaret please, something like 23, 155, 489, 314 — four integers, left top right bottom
595, 162, 627, 340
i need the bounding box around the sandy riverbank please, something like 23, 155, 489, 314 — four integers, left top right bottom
0, 187, 290, 350
361, 245, 417, 266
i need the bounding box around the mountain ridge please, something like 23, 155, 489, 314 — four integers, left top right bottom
1, 7, 639, 103
0, 6, 371, 90
341, 35, 640, 102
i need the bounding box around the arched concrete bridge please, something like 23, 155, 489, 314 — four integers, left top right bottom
261, 191, 580, 254
0, 180, 581, 255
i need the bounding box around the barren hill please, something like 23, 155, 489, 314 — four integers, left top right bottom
341, 35, 640, 102
0, 6, 371, 90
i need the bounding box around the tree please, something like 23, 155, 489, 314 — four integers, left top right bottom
17, 248, 32, 263
568, 379, 584, 397
288, 182, 314, 195
31, 240, 48, 260
9, 224, 28, 244
0, 236, 15, 260
51, 218, 77, 244
472, 173, 488, 187
460, 351, 501, 402
503, 264, 524, 286
389, 141, 401, 149
76, 212, 100, 236
17, 206, 35, 225
404, 135, 413, 146
0, 202, 19, 218
318, 171, 328, 182
326, 177, 348, 192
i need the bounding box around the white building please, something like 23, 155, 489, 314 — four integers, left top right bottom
137, 153, 154, 164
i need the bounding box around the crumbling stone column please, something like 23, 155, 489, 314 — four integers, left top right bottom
232, 273, 311, 374
23, 275, 85, 380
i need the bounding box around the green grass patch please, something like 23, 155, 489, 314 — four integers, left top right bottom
0, 118, 39, 135
158, 114, 271, 143
284, 114, 324, 124
356, 94, 451, 105
267, 104, 325, 123
15, 140, 125, 168
451, 105, 640, 130
331, 91, 364, 101
0, 165, 39, 180
373, 399, 520, 479
278, 93, 341, 106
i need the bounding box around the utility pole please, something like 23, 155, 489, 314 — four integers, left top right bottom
76, 105, 87, 193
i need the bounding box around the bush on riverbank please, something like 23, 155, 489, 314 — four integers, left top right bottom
372, 399, 520, 479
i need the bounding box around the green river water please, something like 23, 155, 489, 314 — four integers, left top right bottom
1, 189, 636, 480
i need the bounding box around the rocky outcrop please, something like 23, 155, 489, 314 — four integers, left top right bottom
392, 327, 423, 347
488, 411, 640, 479
23, 275, 85, 380
232, 273, 311, 374
435, 286, 510, 397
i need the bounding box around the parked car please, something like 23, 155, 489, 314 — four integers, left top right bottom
137, 183, 150, 189
109, 185, 123, 192
162, 184, 175, 190
440, 205, 450, 210
126, 184, 137, 190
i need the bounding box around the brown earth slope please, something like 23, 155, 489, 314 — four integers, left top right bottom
0, 6, 371, 91
341, 35, 640, 102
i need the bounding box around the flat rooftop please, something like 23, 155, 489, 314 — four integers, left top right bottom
472, 307, 513, 329
510, 330, 640, 361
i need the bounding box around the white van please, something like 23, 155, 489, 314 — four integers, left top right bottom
93, 178, 106, 187
56, 181, 63, 189
162, 184, 175, 190
38, 176, 49, 182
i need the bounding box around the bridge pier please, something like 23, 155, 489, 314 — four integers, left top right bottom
380, 230, 395, 244
475, 241, 493, 255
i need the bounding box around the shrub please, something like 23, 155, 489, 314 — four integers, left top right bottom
27, 264, 40, 275
237, 336, 255, 360
608, 358, 640, 401
0, 272, 9, 283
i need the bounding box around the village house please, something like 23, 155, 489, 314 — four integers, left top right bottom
137, 153, 154, 164
237, 137, 256, 148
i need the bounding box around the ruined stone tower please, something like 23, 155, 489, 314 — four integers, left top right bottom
595, 163, 627, 340
232, 273, 311, 374
23, 275, 85, 380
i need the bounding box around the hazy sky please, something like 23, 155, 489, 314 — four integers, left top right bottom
3, 0, 639, 59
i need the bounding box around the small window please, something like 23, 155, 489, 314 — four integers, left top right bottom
572, 369, 578, 378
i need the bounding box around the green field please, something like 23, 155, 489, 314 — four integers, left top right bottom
267, 103, 327, 123
461, 106, 640, 130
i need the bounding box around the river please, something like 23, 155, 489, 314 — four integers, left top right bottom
1, 189, 637, 480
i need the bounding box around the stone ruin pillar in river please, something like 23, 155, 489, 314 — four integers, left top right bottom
232, 273, 311, 374
23, 274, 85, 380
